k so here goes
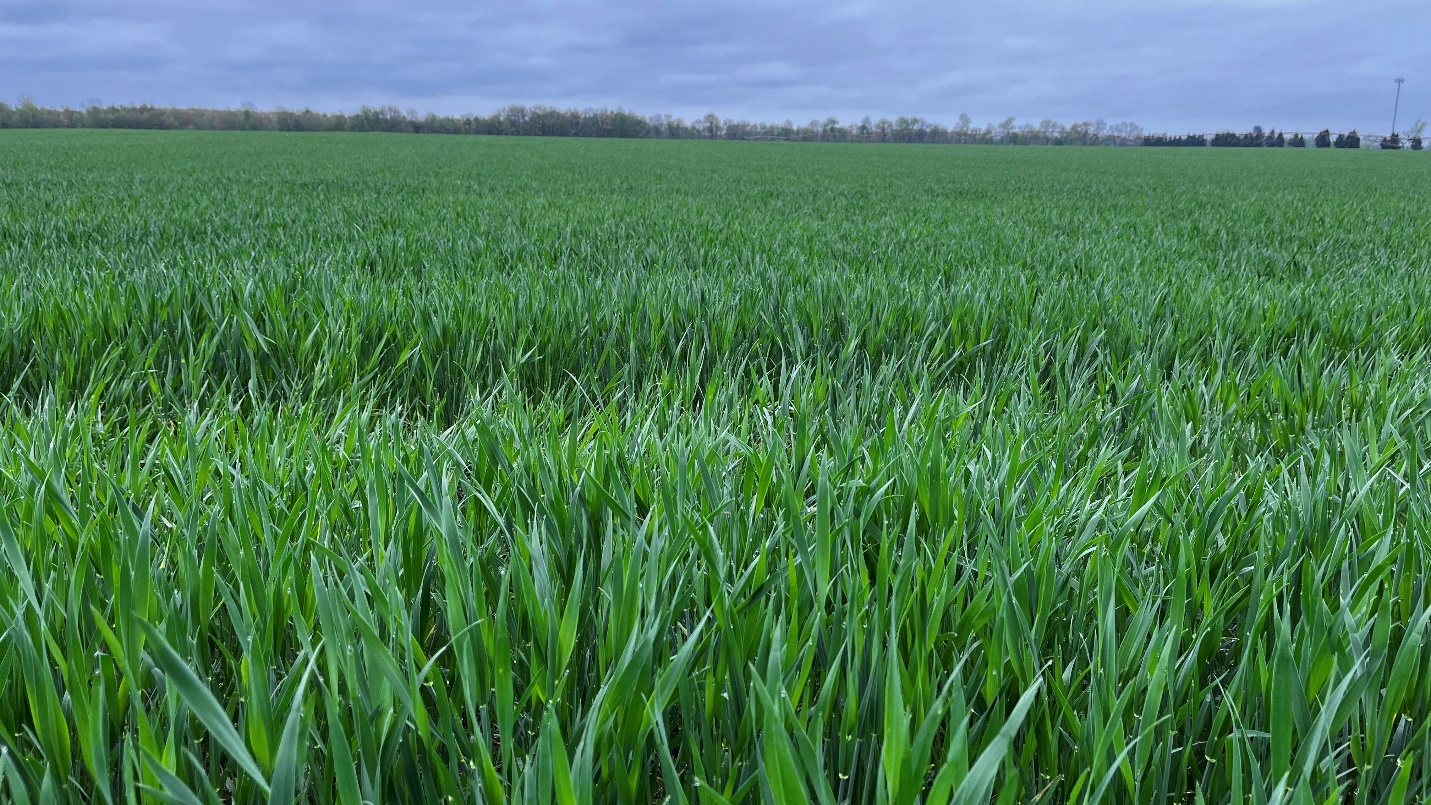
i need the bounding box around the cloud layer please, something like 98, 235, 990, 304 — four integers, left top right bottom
3, 0, 1427, 133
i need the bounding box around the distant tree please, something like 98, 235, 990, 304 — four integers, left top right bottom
7, 96, 44, 128
613, 110, 650, 138
1143, 133, 1208, 147
892, 116, 913, 143
1411, 136, 1424, 151
997, 116, 1016, 142
1334, 130, 1360, 149
823, 117, 840, 141
1211, 131, 1241, 147
1271, 131, 1285, 147
1288, 133, 1306, 148
956, 112, 973, 135
1314, 129, 1333, 148
874, 118, 893, 142
1064, 121, 1093, 145
351, 105, 381, 132
702, 113, 722, 139
1107, 121, 1143, 144
1380, 134, 1402, 150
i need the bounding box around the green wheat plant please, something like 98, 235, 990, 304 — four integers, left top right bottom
2, 130, 1431, 802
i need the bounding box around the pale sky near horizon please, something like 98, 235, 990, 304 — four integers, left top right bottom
3, 0, 1426, 135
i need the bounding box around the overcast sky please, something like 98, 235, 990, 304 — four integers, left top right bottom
3, 0, 1426, 134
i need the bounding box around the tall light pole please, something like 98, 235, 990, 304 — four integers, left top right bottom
1392, 77, 1406, 136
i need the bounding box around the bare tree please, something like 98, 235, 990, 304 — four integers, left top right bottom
954, 113, 974, 143
1039, 119, 1063, 144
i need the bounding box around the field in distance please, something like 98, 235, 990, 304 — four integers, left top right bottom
2, 131, 1431, 803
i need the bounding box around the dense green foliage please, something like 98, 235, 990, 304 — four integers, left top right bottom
3, 131, 1431, 803
1335, 132, 1363, 150
1141, 134, 1208, 147
1209, 131, 1287, 148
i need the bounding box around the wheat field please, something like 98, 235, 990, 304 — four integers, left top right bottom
2, 131, 1431, 803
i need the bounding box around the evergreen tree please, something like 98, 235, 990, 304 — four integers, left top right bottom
1334, 130, 1361, 149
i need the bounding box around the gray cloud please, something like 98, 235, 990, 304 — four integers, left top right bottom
2, 0, 1427, 133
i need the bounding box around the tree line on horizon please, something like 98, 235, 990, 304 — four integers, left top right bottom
0, 98, 1147, 145
1147, 126, 1425, 150
3, 98, 1424, 150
